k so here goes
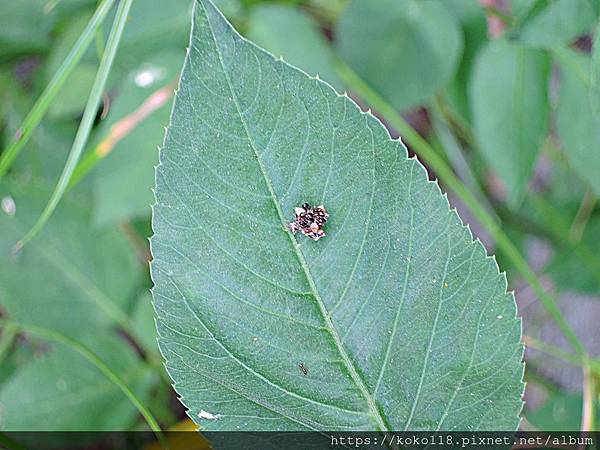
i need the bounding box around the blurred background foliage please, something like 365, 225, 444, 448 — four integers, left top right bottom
0, 0, 599, 435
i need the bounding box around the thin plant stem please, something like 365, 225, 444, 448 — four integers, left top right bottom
120, 222, 153, 264
335, 61, 589, 359
429, 104, 496, 219
0, 0, 116, 177
527, 195, 600, 277
569, 190, 597, 243
483, 5, 514, 26
0, 322, 18, 366
523, 335, 600, 376
434, 94, 476, 146
14, 0, 134, 252
0, 318, 164, 440
524, 362, 560, 393
581, 366, 596, 433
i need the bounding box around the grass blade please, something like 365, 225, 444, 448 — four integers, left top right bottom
15, 0, 134, 251
0, 0, 116, 178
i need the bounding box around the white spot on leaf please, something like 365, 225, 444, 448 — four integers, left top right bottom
198, 410, 221, 420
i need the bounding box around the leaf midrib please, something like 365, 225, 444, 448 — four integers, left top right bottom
200, 0, 389, 431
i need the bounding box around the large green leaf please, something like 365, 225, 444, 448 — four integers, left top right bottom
470, 39, 550, 207
151, 0, 523, 431
516, 0, 596, 49
556, 49, 600, 197
336, 0, 462, 112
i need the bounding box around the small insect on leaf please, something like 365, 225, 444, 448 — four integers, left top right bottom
287, 203, 329, 241
298, 362, 309, 376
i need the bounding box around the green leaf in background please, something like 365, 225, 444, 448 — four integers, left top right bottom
92, 50, 180, 227
527, 391, 585, 431
0, 0, 96, 59
246, 4, 342, 90
132, 292, 160, 358
114, 0, 192, 63
0, 176, 157, 431
49, 65, 99, 119
0, 179, 142, 338
248, 5, 342, 89
41, 0, 191, 121
3, 106, 75, 182
151, 0, 523, 431
556, 49, 600, 197
517, 0, 596, 49
443, 0, 488, 124
470, 39, 550, 207
511, 0, 538, 18
336, 0, 462, 112
0, 333, 155, 430
546, 218, 600, 295
212, 0, 242, 19
0, 341, 36, 386
594, 22, 600, 102
0, 0, 53, 58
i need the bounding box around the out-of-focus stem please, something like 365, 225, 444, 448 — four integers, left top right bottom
0, 322, 18, 366
523, 335, 600, 375
569, 191, 597, 243
581, 366, 596, 433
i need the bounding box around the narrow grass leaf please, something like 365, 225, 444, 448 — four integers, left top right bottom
0, 0, 116, 177
15, 0, 133, 250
